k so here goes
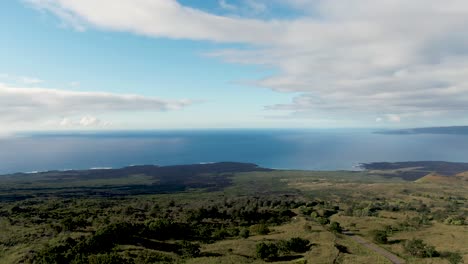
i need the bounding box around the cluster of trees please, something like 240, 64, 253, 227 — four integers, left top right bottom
369, 235, 463, 263
403, 239, 464, 264
31, 211, 295, 264
256, 237, 310, 260
298, 203, 344, 234
5, 195, 304, 263
339, 197, 467, 228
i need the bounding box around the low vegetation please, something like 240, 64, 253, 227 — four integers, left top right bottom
0, 162, 466, 263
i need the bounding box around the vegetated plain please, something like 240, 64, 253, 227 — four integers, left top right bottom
0, 162, 466, 264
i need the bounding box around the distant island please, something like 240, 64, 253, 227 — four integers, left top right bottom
360, 161, 468, 180
375, 126, 468, 135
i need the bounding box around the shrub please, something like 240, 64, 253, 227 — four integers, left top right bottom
446, 252, 463, 264
444, 216, 465, 226
316, 217, 329, 225
250, 223, 270, 235
86, 253, 131, 264
310, 212, 318, 219
329, 221, 342, 233
85, 222, 136, 253
286, 237, 310, 253
134, 251, 174, 264
322, 209, 338, 218
439, 251, 464, 264
300, 207, 314, 216
33, 237, 77, 264
212, 227, 229, 240
60, 216, 88, 232
372, 230, 388, 244
256, 242, 279, 260
177, 241, 200, 258
145, 219, 191, 240
239, 228, 250, 238
404, 239, 437, 258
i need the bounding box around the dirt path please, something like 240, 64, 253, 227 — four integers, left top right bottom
344, 232, 405, 264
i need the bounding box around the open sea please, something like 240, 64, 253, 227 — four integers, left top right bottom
1, 129, 468, 174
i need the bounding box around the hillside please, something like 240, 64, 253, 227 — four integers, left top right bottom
0, 162, 270, 201
415, 173, 462, 183
0, 162, 466, 264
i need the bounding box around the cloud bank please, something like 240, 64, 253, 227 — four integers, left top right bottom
0, 83, 192, 127
26, 0, 468, 125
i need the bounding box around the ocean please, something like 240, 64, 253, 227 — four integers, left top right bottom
1, 129, 468, 174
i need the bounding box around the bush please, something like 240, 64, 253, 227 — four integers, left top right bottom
316, 217, 329, 225
300, 207, 314, 216
404, 239, 437, 258
256, 242, 279, 260
177, 241, 200, 258
212, 227, 229, 240
329, 222, 342, 233
145, 219, 191, 240
250, 223, 270, 235
86, 253, 131, 264
444, 216, 465, 226
85, 222, 136, 252
441, 251, 464, 264
239, 228, 250, 238
60, 216, 88, 232
372, 230, 388, 244
33, 237, 77, 264
285, 237, 309, 253
134, 251, 174, 264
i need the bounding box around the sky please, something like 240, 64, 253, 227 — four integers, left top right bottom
2, 0, 468, 132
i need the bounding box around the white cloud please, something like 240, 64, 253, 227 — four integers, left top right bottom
0, 83, 192, 127
25, 0, 283, 44
59, 117, 72, 127
55, 116, 111, 127
79, 116, 110, 127
386, 114, 401, 123
0, 73, 44, 85
25, 0, 468, 125
219, 0, 237, 11
68, 81, 80, 87
244, 0, 267, 14
20, 76, 44, 84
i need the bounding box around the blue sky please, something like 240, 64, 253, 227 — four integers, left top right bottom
2, 0, 468, 132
